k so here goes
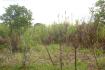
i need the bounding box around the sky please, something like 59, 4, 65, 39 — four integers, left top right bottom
0, 0, 96, 24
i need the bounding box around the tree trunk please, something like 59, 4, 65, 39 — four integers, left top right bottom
11, 34, 20, 52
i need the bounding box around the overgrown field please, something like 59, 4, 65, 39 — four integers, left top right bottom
0, 44, 105, 70
0, 0, 105, 70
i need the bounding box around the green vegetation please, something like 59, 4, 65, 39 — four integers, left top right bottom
0, 0, 105, 70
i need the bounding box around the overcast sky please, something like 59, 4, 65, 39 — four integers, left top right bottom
0, 0, 96, 24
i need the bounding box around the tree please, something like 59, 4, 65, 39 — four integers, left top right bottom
0, 5, 32, 33
94, 0, 105, 24
0, 5, 32, 52
33, 23, 48, 44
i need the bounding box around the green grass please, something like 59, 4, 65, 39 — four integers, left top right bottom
97, 57, 105, 70
0, 61, 88, 70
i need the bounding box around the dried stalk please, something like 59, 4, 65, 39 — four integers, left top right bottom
20, 35, 29, 69
59, 43, 63, 70
44, 45, 54, 65
74, 46, 77, 70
